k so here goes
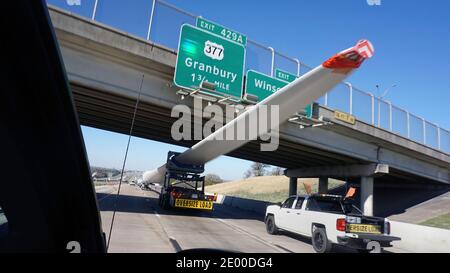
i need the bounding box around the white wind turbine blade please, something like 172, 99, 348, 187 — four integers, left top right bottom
143, 40, 374, 184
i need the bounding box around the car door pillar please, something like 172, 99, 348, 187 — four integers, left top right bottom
318, 177, 328, 194
289, 177, 298, 196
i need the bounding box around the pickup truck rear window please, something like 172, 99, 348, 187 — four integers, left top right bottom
306, 199, 344, 214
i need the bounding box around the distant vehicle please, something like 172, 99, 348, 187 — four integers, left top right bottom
129, 181, 136, 186
265, 193, 400, 253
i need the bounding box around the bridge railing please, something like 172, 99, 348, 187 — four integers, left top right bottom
47, 0, 449, 154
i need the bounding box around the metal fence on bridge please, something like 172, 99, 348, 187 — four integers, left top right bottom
47, 0, 450, 154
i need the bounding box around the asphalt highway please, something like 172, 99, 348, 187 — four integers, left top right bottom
97, 184, 356, 253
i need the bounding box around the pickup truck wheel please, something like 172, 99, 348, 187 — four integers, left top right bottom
312, 227, 332, 253
265, 215, 278, 235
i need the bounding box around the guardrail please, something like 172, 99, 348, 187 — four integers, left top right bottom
47, 0, 450, 154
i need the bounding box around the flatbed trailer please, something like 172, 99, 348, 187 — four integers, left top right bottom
158, 151, 215, 211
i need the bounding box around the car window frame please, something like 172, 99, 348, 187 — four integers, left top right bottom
305, 198, 318, 211
281, 197, 296, 209
306, 197, 345, 214
294, 197, 305, 210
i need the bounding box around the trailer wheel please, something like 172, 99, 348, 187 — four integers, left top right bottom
159, 193, 170, 210
163, 195, 170, 210
158, 194, 163, 208
312, 227, 332, 253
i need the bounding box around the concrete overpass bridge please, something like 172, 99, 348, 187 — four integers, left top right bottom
48, 5, 450, 216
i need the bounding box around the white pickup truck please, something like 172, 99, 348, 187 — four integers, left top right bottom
265, 194, 400, 253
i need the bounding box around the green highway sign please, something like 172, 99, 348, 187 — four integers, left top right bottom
246, 69, 312, 118
196, 17, 247, 46
174, 24, 246, 98
274, 69, 312, 118
304, 102, 313, 118
245, 70, 288, 102
275, 68, 297, 83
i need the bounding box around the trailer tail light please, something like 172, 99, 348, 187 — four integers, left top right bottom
171, 190, 182, 199
336, 218, 346, 232
206, 194, 217, 201
385, 221, 391, 235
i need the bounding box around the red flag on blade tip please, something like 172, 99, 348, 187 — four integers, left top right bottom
323, 40, 374, 69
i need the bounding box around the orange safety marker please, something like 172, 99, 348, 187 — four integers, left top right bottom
345, 187, 357, 198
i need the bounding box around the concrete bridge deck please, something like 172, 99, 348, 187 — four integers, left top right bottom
48, 6, 449, 187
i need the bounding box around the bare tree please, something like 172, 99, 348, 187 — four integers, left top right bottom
243, 169, 252, 179
250, 162, 270, 177
205, 173, 223, 186
270, 167, 284, 176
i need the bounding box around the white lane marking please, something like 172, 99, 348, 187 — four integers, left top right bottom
154, 210, 161, 218
148, 207, 180, 252
213, 217, 290, 253
169, 237, 183, 252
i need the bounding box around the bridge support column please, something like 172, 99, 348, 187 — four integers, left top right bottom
360, 176, 374, 216
289, 177, 298, 196
318, 177, 328, 194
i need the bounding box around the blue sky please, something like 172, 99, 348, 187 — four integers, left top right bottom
49, 0, 450, 180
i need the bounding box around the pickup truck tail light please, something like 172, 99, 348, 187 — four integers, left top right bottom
336, 218, 346, 232
385, 221, 391, 235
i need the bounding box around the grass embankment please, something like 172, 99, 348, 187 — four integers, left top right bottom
205, 176, 345, 203
420, 213, 450, 230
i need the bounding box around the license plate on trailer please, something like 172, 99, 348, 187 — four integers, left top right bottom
174, 198, 213, 210
347, 224, 381, 234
